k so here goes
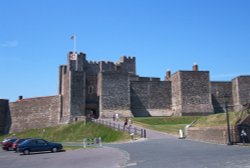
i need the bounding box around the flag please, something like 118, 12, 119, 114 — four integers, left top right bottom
70, 35, 75, 40
69, 53, 77, 60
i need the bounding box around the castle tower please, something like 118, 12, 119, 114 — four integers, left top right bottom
0, 99, 11, 134
116, 56, 136, 75
232, 76, 250, 111
58, 52, 87, 122
97, 56, 136, 118
164, 69, 171, 81
171, 65, 214, 116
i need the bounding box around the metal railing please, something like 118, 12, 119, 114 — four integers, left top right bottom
93, 119, 146, 138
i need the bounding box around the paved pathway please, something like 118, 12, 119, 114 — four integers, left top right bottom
98, 118, 176, 140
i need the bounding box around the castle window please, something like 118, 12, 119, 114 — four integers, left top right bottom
88, 86, 94, 94
116, 65, 121, 71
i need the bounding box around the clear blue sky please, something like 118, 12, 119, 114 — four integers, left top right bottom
1, 0, 250, 102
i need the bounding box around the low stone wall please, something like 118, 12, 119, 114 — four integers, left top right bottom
9, 96, 60, 133
187, 127, 228, 144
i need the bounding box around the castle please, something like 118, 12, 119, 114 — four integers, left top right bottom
1, 51, 250, 134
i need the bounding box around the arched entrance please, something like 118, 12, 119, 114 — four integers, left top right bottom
85, 104, 99, 119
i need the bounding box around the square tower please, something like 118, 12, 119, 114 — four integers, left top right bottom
171, 68, 214, 116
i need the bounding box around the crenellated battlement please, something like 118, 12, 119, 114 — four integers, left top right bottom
1, 50, 250, 135
117, 56, 136, 64
88, 61, 99, 65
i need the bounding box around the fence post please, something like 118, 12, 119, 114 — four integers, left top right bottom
99, 137, 102, 147
134, 127, 137, 136
144, 129, 146, 138
141, 129, 143, 138
83, 138, 87, 148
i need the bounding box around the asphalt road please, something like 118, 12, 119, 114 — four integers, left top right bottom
108, 138, 250, 168
1, 138, 250, 168
0, 147, 128, 168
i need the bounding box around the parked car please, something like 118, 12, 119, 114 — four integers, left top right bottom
1, 138, 17, 151
12, 138, 30, 151
17, 138, 63, 155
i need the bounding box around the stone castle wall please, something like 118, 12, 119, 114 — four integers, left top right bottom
9, 96, 60, 133
232, 76, 250, 111
70, 71, 86, 118
1, 52, 250, 134
59, 65, 70, 122
0, 99, 11, 134
172, 71, 214, 115
210, 82, 233, 112
98, 71, 132, 118
116, 56, 136, 75
130, 80, 172, 116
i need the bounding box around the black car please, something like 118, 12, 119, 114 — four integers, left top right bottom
17, 138, 63, 155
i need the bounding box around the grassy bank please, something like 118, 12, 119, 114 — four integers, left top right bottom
0, 121, 130, 143
133, 111, 249, 135
193, 111, 247, 127
133, 116, 200, 135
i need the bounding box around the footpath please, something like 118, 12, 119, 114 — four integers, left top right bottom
98, 118, 176, 140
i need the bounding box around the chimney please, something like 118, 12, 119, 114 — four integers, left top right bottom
193, 63, 198, 71
165, 69, 171, 81
18, 96, 23, 101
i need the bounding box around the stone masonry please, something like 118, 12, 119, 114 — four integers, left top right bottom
0, 51, 250, 134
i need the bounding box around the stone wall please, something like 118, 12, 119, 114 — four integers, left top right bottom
59, 65, 70, 123
187, 127, 227, 144
70, 70, 86, 118
86, 75, 99, 115
171, 71, 182, 115
210, 82, 233, 112
171, 71, 214, 115
130, 81, 172, 116
232, 76, 250, 111
116, 56, 136, 75
98, 72, 132, 118
9, 96, 60, 133
0, 99, 11, 134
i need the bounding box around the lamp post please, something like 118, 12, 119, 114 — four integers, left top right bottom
224, 94, 232, 145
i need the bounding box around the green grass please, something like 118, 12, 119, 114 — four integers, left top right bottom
133, 111, 250, 135
193, 111, 248, 127
133, 116, 200, 135
0, 121, 130, 143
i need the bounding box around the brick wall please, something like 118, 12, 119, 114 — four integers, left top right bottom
9, 96, 60, 133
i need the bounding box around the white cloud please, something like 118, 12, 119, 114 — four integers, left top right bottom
1, 40, 19, 47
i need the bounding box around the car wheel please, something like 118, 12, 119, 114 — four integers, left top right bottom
23, 149, 30, 155
51, 147, 58, 153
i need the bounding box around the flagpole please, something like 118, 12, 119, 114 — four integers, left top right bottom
73, 35, 76, 54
